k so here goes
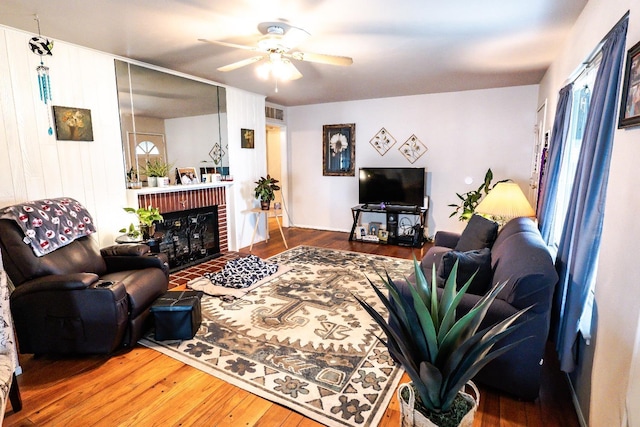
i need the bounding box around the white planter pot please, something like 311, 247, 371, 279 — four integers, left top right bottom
398, 382, 479, 427
157, 176, 169, 187
147, 177, 158, 187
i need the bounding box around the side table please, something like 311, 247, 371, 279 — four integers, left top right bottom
243, 207, 288, 251
115, 232, 164, 253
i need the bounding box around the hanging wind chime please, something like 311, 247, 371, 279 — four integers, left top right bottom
28, 15, 54, 135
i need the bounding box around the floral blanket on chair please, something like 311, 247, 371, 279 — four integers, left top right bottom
0, 197, 96, 257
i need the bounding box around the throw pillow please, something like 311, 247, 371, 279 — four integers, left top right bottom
436, 247, 492, 295
454, 214, 499, 252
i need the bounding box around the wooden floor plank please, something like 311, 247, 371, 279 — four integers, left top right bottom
3, 226, 580, 426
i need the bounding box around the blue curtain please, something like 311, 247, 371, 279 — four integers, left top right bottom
552, 16, 628, 372
537, 84, 573, 244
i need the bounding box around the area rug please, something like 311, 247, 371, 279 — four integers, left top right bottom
139, 246, 413, 426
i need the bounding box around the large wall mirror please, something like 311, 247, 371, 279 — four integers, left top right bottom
114, 60, 228, 188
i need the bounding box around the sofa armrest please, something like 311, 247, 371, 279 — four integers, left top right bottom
10, 273, 99, 298
433, 231, 460, 248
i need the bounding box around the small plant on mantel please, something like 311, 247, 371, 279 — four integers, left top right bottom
119, 206, 163, 240
143, 159, 173, 178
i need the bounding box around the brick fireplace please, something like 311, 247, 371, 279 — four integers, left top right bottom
133, 185, 230, 271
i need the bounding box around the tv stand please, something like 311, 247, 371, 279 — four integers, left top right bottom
349, 204, 427, 247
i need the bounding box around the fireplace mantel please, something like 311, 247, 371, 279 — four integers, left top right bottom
126, 182, 232, 196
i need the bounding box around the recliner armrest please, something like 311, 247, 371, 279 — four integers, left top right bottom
103, 252, 170, 277
10, 273, 99, 298
100, 244, 150, 257
433, 231, 461, 248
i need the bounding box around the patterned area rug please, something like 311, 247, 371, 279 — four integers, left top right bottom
140, 246, 412, 427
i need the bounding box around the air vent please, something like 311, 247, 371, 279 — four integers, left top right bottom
265, 106, 284, 121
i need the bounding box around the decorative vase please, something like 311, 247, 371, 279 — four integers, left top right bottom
140, 224, 156, 240
398, 382, 479, 427
260, 201, 271, 210
147, 177, 158, 187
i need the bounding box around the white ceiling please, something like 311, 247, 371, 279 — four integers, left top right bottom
0, 0, 588, 107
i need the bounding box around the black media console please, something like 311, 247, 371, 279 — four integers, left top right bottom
349, 204, 428, 247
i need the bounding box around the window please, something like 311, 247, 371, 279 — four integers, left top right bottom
135, 140, 160, 155
548, 54, 601, 251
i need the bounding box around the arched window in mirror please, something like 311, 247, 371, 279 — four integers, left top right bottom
136, 140, 160, 155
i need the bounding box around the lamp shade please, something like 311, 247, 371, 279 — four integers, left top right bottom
475, 182, 535, 219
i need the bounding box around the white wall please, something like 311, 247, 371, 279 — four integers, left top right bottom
287, 86, 539, 235
538, 1, 640, 425
165, 113, 226, 176
226, 88, 267, 250
0, 25, 128, 247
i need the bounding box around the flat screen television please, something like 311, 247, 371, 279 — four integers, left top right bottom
358, 167, 425, 207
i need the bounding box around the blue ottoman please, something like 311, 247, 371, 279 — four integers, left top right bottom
151, 291, 203, 340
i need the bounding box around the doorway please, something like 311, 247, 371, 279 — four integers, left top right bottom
266, 124, 289, 232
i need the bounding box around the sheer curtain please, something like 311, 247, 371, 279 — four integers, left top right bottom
552, 16, 628, 372
537, 84, 573, 246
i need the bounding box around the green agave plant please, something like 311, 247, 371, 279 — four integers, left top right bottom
354, 258, 531, 415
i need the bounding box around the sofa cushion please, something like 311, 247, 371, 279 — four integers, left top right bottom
436, 247, 492, 295
491, 229, 558, 311
454, 215, 499, 252
492, 217, 540, 252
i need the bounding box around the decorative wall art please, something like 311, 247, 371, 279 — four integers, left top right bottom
398, 134, 427, 164
53, 106, 94, 141
209, 142, 224, 165
241, 128, 255, 148
369, 127, 396, 156
619, 40, 640, 128
178, 167, 199, 184
29, 15, 55, 135
322, 123, 356, 176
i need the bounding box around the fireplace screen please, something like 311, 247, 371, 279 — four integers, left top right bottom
155, 206, 220, 271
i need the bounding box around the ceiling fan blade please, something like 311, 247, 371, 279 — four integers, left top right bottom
198, 38, 258, 52
284, 60, 303, 80
287, 51, 353, 66
280, 26, 310, 51
218, 56, 265, 72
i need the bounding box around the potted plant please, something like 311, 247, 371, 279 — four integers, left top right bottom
448, 169, 507, 221
354, 260, 530, 427
119, 205, 164, 240
254, 175, 280, 210
126, 167, 142, 189
143, 159, 173, 187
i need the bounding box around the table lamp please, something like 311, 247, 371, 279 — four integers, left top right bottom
475, 181, 535, 225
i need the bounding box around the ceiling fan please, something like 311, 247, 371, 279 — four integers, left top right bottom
198, 22, 353, 82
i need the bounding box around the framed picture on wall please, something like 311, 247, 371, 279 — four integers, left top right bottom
241, 128, 255, 148
53, 106, 94, 141
322, 123, 355, 176
619, 41, 640, 128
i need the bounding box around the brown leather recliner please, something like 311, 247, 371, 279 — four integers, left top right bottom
0, 198, 169, 355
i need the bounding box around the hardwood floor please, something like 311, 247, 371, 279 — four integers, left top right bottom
3, 225, 580, 426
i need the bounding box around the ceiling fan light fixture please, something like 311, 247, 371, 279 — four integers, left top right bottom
272, 58, 295, 81
256, 61, 272, 80
256, 55, 296, 82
